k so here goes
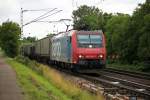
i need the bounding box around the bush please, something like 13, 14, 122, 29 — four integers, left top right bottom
0, 21, 20, 57
15, 56, 43, 74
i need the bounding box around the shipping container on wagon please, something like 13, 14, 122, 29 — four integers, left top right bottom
34, 35, 54, 58
35, 40, 41, 56
21, 44, 33, 56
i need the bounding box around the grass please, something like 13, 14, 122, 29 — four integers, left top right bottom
7, 56, 104, 100
7, 58, 70, 100
38, 65, 103, 100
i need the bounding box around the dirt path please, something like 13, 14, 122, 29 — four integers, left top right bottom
0, 56, 24, 100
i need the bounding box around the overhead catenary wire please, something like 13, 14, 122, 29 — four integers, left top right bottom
34, 20, 60, 23
23, 8, 57, 12
23, 8, 58, 26
34, 10, 63, 22
34, 18, 72, 32
28, 8, 57, 22
23, 10, 62, 26
20, 7, 62, 38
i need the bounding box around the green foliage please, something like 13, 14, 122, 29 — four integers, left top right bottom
105, 14, 130, 62
105, 2, 150, 71
126, 1, 150, 63
103, 13, 113, 32
0, 25, 1, 46
0, 21, 20, 57
7, 58, 70, 100
73, 1, 150, 69
22, 36, 37, 43
73, 5, 103, 30
137, 14, 150, 60
105, 1, 150, 66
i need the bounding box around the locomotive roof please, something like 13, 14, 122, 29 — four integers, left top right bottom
77, 30, 103, 34
51, 30, 76, 40
51, 30, 103, 40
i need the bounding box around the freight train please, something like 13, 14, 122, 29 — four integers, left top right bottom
21, 30, 106, 70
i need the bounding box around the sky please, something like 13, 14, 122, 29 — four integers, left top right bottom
0, 0, 145, 39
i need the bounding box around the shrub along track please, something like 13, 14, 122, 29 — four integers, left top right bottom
78, 68, 150, 99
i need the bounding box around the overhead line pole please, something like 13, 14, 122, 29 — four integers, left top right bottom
20, 8, 23, 37
20, 8, 62, 38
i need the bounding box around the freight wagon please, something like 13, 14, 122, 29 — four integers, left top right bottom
21, 43, 34, 58
34, 35, 53, 62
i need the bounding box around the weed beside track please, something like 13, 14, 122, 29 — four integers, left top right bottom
7, 56, 104, 100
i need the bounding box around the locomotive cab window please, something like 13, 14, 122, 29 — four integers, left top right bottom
77, 34, 102, 48
90, 35, 102, 44
77, 35, 90, 44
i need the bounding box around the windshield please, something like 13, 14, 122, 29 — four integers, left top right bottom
77, 34, 103, 48
77, 35, 90, 44
90, 35, 102, 44
77, 34, 102, 44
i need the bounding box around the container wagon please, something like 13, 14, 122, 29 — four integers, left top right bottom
34, 35, 54, 63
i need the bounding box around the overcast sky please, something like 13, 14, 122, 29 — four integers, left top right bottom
0, 0, 145, 39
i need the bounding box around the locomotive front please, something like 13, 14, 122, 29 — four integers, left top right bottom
72, 31, 106, 68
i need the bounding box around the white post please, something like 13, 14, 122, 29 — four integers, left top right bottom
20, 8, 23, 38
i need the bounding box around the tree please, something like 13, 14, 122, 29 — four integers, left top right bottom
105, 14, 130, 63
72, 5, 103, 30
127, 1, 150, 63
0, 21, 20, 57
138, 14, 150, 60
22, 36, 37, 43
103, 13, 113, 32
105, 1, 150, 64
0, 25, 2, 47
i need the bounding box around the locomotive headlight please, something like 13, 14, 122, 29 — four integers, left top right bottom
79, 54, 83, 58
98, 54, 104, 59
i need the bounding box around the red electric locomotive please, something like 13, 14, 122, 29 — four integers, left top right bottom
71, 30, 106, 68
51, 30, 106, 69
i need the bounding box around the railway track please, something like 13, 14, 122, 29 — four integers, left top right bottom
104, 68, 150, 80
76, 68, 150, 99
44, 63, 150, 99
81, 73, 150, 98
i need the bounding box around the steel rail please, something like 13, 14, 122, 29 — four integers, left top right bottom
104, 68, 150, 80
101, 74, 150, 90
58, 68, 150, 99
80, 74, 150, 99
